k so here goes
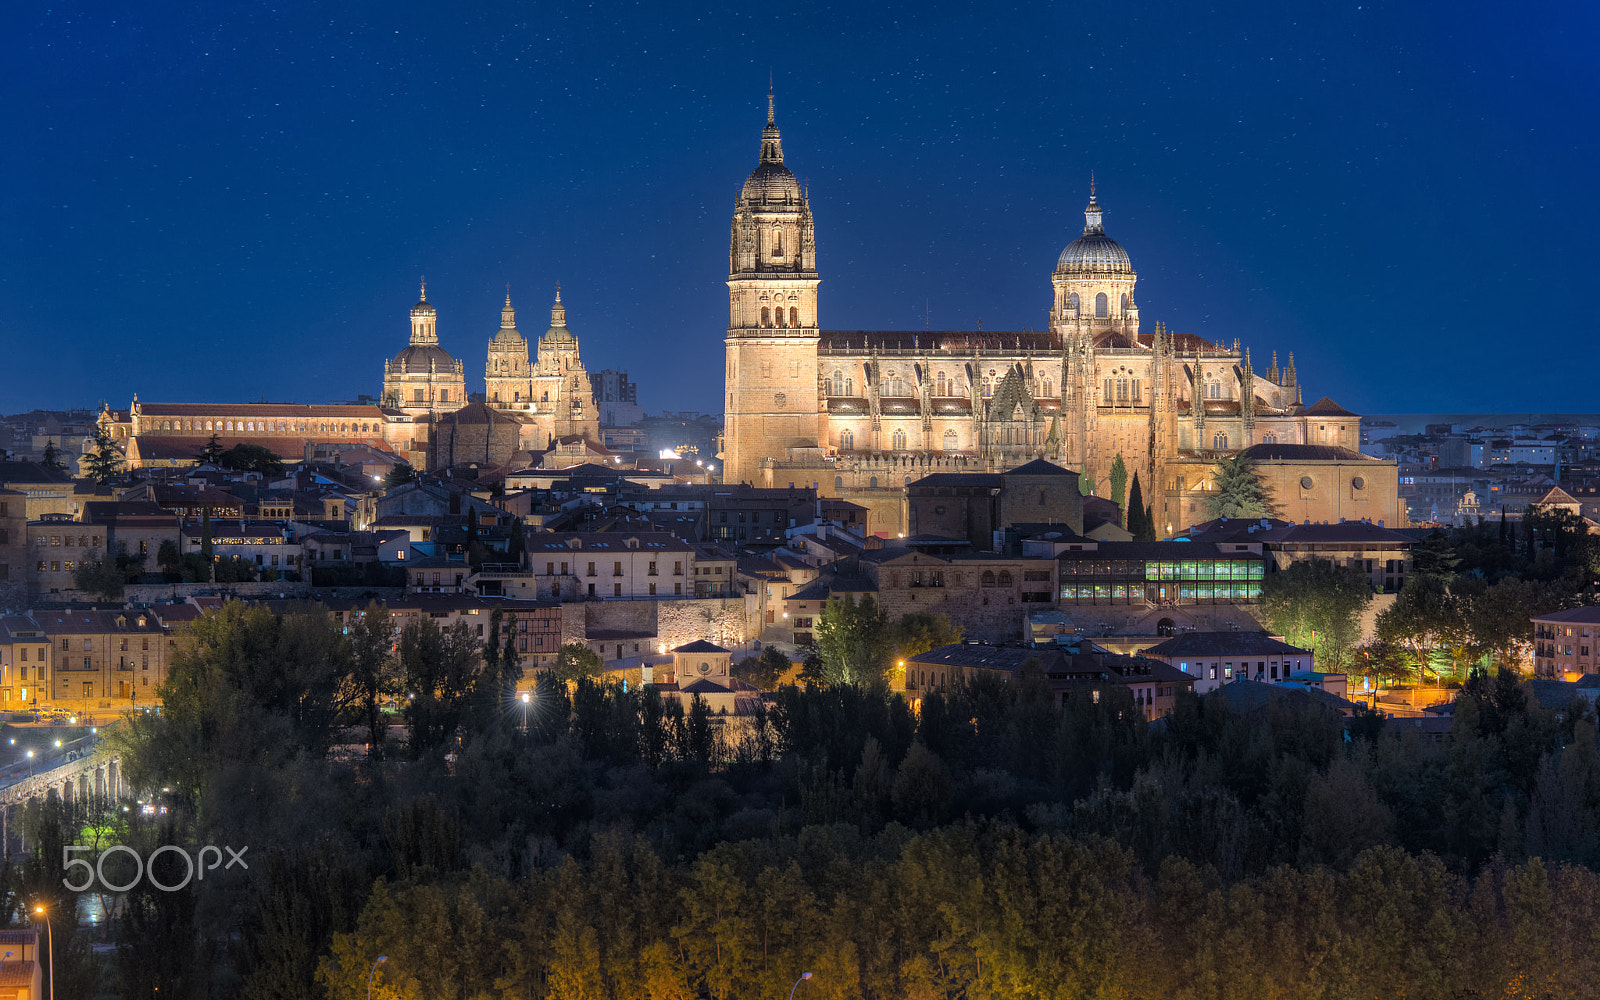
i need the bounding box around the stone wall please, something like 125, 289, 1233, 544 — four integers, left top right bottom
562, 596, 759, 651
124, 580, 313, 605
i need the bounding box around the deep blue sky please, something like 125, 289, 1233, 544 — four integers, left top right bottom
3, 2, 1595, 416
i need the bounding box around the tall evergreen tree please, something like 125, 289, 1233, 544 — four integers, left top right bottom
1108, 454, 1129, 523
1126, 473, 1157, 540
1203, 453, 1281, 520
1078, 464, 1097, 496
197, 433, 224, 464
85, 423, 123, 484
40, 439, 63, 470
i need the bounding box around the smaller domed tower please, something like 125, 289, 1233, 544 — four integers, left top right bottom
531, 287, 599, 443
486, 290, 532, 408
1051, 183, 1140, 342
382, 281, 467, 417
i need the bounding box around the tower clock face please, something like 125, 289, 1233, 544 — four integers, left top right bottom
698, 661, 712, 675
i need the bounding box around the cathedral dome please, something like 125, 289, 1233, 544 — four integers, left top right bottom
741, 161, 802, 204
1055, 187, 1132, 275
1056, 234, 1132, 275
392, 343, 456, 374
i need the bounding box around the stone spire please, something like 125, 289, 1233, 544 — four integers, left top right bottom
550, 285, 566, 330
760, 84, 784, 165
501, 287, 518, 330
1269, 350, 1280, 385
409, 277, 438, 345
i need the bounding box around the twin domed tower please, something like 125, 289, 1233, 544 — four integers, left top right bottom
722, 91, 1344, 536
381, 282, 599, 455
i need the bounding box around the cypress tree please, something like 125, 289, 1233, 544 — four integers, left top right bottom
1126, 473, 1145, 537
1109, 454, 1129, 524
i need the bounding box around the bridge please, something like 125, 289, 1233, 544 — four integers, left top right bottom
0, 728, 125, 851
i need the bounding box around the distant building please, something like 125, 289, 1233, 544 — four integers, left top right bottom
1140, 631, 1315, 694
590, 369, 644, 428
1532, 606, 1600, 678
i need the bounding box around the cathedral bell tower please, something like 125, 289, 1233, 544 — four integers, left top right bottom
723, 88, 821, 484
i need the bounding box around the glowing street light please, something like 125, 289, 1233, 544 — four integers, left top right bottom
367, 955, 388, 999
788, 972, 813, 1000
33, 905, 52, 1000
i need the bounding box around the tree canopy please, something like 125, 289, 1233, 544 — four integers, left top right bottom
1204, 453, 1280, 520
218, 442, 285, 477
1259, 559, 1372, 669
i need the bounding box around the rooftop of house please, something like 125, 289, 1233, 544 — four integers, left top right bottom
1142, 631, 1312, 658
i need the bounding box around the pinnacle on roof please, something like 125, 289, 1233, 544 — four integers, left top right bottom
1083, 177, 1104, 236
759, 85, 784, 165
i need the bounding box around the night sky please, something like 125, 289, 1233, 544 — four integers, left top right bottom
3, 2, 1595, 417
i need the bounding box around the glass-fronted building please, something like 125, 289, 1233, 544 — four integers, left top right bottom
1056, 542, 1265, 606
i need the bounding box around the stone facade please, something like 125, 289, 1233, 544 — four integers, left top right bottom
720, 96, 1399, 536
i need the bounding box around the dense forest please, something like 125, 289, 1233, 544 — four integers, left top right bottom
1, 594, 1590, 999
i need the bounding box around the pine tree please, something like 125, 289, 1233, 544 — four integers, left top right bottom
85, 423, 123, 485
40, 439, 63, 470
197, 433, 223, 465
1109, 454, 1128, 524
1203, 453, 1281, 520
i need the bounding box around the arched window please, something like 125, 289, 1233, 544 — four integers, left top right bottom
771, 228, 784, 257
760, 307, 770, 328
789, 306, 799, 327
1104, 379, 1115, 403
936, 372, 947, 396
981, 570, 996, 587
831, 371, 843, 395
943, 429, 958, 450
844, 377, 854, 396
1213, 432, 1229, 450
1207, 380, 1220, 399
774, 307, 785, 328
834, 476, 844, 490
891, 428, 907, 450
1041, 378, 1053, 397
839, 429, 854, 449
1117, 379, 1128, 401
869, 476, 878, 488
997, 570, 1013, 587
1264, 432, 1278, 445
1120, 293, 1129, 314
1095, 292, 1108, 318
1068, 292, 1080, 317
1131, 379, 1141, 402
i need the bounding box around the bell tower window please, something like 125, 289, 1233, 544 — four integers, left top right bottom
1121, 293, 1129, 315
771, 229, 784, 257
839, 429, 854, 449
891, 428, 907, 450
1068, 292, 1080, 317
1095, 292, 1108, 318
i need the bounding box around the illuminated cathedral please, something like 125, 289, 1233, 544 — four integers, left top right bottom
721, 91, 1396, 535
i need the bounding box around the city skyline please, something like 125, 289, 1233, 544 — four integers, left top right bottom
3, 2, 1595, 417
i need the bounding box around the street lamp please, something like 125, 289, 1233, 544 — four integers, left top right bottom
367, 955, 388, 999
519, 691, 531, 733
33, 905, 52, 1000
787, 971, 813, 1000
